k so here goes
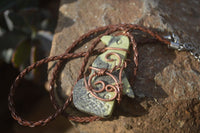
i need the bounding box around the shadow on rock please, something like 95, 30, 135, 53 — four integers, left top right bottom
55, 14, 75, 33
54, 0, 79, 33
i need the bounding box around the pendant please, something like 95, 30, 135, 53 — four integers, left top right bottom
73, 35, 134, 117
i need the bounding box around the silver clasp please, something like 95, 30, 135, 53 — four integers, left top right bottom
164, 33, 199, 62
164, 33, 185, 51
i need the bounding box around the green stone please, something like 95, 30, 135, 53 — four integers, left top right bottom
73, 35, 134, 117
73, 77, 115, 117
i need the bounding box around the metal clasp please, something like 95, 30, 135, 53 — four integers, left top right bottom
163, 33, 199, 62
164, 33, 185, 51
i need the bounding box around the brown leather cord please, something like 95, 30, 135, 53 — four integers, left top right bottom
8, 49, 105, 127
8, 24, 170, 127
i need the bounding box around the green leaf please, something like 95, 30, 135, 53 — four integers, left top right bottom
12, 38, 31, 69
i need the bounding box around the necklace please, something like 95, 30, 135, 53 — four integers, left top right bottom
8, 24, 199, 127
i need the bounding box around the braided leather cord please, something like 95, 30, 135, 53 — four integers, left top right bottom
8, 24, 170, 127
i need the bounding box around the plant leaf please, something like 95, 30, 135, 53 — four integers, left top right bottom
12, 38, 31, 69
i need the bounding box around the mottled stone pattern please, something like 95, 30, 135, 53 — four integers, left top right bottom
73, 35, 133, 117
73, 70, 133, 118
73, 78, 114, 117
48, 0, 200, 132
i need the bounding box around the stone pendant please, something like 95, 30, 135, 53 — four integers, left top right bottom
73, 35, 134, 117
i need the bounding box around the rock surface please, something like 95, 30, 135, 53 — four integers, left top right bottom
48, 0, 200, 132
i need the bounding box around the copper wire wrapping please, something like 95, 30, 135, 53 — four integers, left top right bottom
84, 52, 126, 103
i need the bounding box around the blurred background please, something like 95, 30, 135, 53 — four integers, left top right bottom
0, 0, 61, 132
